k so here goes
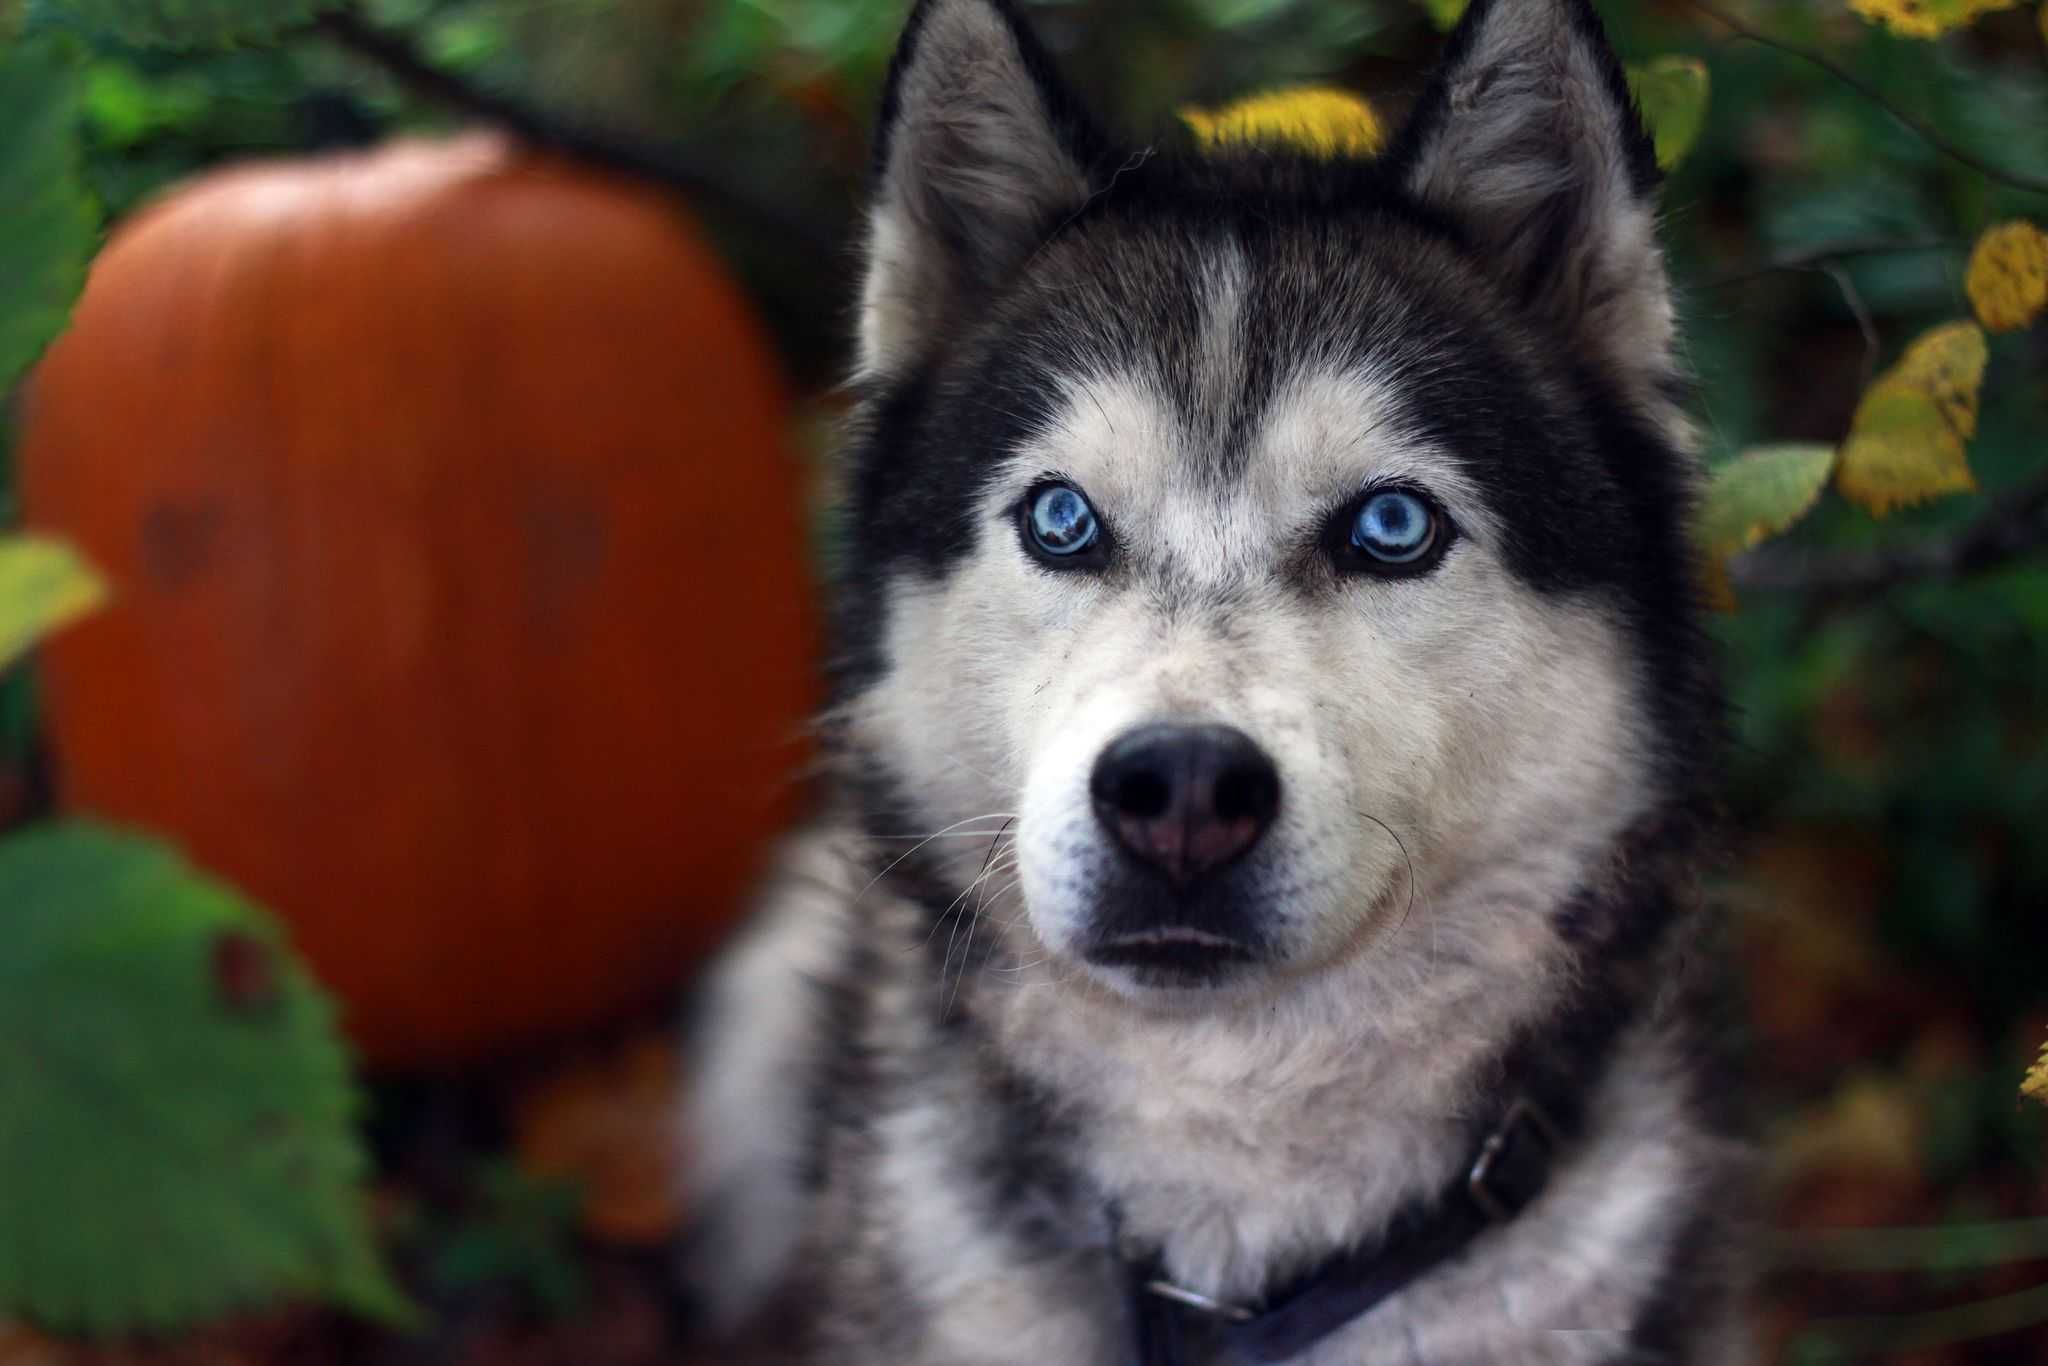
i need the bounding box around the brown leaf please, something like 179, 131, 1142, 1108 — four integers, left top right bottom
0, 1324, 71, 1366
513, 1034, 688, 1246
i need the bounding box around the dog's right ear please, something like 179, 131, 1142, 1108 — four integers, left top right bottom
859, 0, 1107, 380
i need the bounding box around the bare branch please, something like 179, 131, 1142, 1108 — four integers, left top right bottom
312, 6, 835, 256
1730, 468, 2048, 596
1683, 0, 2048, 199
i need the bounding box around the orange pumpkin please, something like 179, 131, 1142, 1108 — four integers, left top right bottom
20, 133, 819, 1070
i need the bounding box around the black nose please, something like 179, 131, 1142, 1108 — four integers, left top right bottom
1089, 723, 1280, 885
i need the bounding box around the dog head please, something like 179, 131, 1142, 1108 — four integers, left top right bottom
834, 0, 1713, 1003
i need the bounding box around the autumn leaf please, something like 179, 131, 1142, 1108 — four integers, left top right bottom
1770, 1075, 1924, 1190
0, 535, 107, 672
1181, 87, 1385, 159
1835, 322, 1987, 516
2026, 1038, 2048, 1106
1627, 57, 1711, 171
1965, 221, 2048, 333
514, 1034, 688, 1246
0, 1322, 67, 1366
1702, 444, 1837, 558
1847, 0, 2021, 39
1698, 444, 1836, 606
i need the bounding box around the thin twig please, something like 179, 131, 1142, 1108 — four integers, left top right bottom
1698, 237, 1961, 290
311, 6, 834, 255
1730, 467, 2048, 596
1819, 261, 1881, 388
1683, 0, 2048, 199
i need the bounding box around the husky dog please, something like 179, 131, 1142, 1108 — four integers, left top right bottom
682, 0, 1749, 1360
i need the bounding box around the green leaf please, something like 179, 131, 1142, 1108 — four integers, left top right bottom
54, 0, 343, 47
0, 824, 413, 1337
0, 34, 97, 392
81, 60, 212, 148
1700, 443, 1838, 562
0, 535, 107, 672
1627, 56, 1711, 171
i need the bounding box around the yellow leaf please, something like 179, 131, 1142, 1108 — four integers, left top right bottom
1965, 220, 2048, 332
1847, 0, 2021, 38
0, 534, 108, 672
1769, 1075, 1923, 1187
1836, 322, 1987, 516
1182, 87, 1386, 160
2026, 1038, 2048, 1106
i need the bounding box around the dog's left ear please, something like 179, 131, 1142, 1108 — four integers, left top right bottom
1385, 0, 1675, 407
859, 0, 1110, 381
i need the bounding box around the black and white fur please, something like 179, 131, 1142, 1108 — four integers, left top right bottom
682, 0, 1751, 1359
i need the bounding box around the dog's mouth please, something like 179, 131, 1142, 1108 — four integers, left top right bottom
1081, 925, 1258, 983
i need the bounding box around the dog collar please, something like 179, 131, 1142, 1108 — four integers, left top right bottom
1119, 1094, 1570, 1365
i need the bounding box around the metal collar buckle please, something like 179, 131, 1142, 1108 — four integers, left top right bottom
1141, 1278, 1258, 1324
1465, 1097, 1562, 1223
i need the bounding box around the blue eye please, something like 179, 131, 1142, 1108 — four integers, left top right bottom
1025, 484, 1101, 559
1348, 490, 1438, 566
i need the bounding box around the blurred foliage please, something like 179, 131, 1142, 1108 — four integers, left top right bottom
414, 1163, 588, 1321
51, 0, 346, 47
0, 33, 96, 390
0, 824, 408, 1337
0, 0, 2044, 1360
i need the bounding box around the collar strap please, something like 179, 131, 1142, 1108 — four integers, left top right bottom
1123, 1096, 1567, 1366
